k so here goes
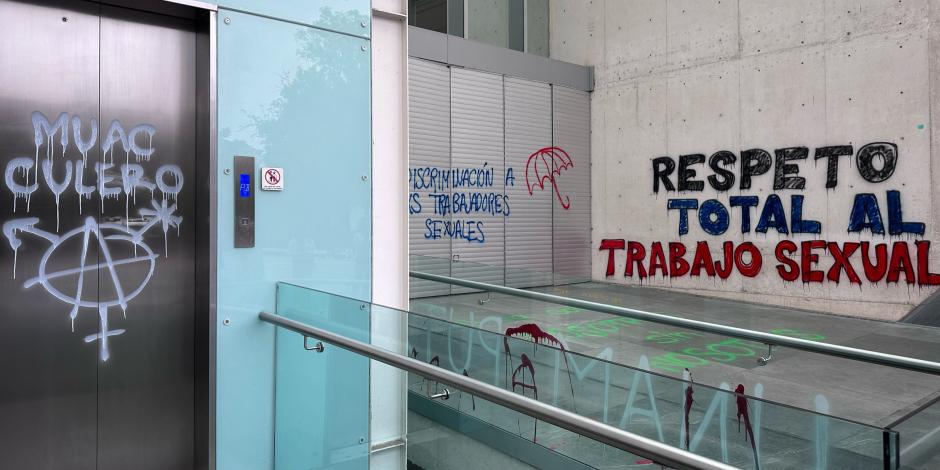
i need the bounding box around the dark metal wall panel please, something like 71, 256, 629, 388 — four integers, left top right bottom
504, 77, 553, 288
408, 58, 452, 298
450, 67, 505, 292
96, 6, 196, 469
552, 86, 591, 284
0, 1, 199, 468
0, 1, 101, 468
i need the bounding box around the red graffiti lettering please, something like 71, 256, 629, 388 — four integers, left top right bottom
775, 240, 799, 281
599, 239, 938, 284
690, 241, 716, 277
734, 242, 762, 277
827, 242, 861, 284
715, 241, 734, 279
887, 241, 916, 284
669, 242, 690, 277
626, 241, 648, 279
916, 241, 940, 286
861, 242, 889, 282
800, 240, 827, 283
599, 238, 625, 276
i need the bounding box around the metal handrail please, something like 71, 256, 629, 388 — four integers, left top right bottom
259, 311, 737, 470
410, 270, 940, 376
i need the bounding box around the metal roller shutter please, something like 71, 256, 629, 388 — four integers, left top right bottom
504, 77, 553, 288
552, 86, 592, 284
450, 68, 505, 291
408, 59, 452, 297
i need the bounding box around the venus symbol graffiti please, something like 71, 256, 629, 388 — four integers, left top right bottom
2, 111, 185, 362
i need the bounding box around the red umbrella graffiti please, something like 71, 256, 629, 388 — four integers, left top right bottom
525, 146, 574, 209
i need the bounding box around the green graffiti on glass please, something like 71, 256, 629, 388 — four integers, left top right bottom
649, 338, 764, 372
647, 329, 826, 372
504, 314, 530, 322
548, 317, 644, 338
645, 331, 705, 344
545, 306, 587, 316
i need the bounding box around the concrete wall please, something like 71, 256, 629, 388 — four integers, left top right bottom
550, 0, 940, 319
468, 0, 509, 48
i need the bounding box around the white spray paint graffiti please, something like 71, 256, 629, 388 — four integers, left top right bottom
2, 111, 183, 362
5, 157, 37, 212
3, 204, 179, 361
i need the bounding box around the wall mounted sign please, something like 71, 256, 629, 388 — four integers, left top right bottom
261, 167, 283, 191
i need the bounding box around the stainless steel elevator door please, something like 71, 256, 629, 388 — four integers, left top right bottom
0, 2, 197, 468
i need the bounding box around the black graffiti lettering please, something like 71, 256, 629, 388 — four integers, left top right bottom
652, 156, 676, 193
678, 154, 705, 192
773, 147, 808, 190
856, 142, 898, 183
813, 145, 853, 188
739, 149, 772, 190
707, 151, 736, 191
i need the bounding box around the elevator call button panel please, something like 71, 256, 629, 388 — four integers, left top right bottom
234, 156, 255, 248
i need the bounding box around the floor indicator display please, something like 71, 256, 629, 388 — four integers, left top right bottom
234, 156, 255, 248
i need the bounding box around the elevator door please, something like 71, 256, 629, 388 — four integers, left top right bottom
0, 2, 197, 469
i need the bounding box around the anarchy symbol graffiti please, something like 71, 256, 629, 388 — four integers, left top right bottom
3, 198, 182, 361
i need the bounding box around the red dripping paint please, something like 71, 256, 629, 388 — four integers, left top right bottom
684, 369, 695, 450
504, 323, 578, 413
735, 384, 761, 469
462, 369, 476, 411
504, 323, 564, 347
512, 353, 539, 441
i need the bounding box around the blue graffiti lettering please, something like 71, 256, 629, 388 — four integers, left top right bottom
755, 194, 789, 234
667, 199, 698, 235
698, 199, 729, 235
424, 218, 485, 243
847, 193, 885, 235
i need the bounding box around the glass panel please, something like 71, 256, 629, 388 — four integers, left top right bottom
217, 10, 372, 469
409, 0, 447, 34
448, 0, 465, 37
890, 399, 940, 470
408, 384, 646, 470
406, 309, 896, 469
466, 0, 508, 49
526, 0, 549, 57
411, 255, 940, 429
508, 0, 524, 52
275, 283, 371, 469
218, 2, 370, 38
268, 281, 900, 469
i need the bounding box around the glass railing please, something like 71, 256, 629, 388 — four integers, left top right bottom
409, 255, 940, 453
270, 282, 901, 469
889, 398, 940, 470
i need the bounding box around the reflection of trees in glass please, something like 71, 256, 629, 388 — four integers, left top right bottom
235, 8, 370, 267
251, 7, 368, 153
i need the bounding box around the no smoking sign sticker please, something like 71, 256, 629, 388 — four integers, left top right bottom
261, 167, 284, 191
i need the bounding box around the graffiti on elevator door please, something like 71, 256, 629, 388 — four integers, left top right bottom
2, 111, 185, 362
